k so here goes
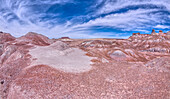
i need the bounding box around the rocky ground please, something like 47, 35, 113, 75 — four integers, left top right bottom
0, 30, 170, 99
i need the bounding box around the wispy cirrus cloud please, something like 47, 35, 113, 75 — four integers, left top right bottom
96, 0, 170, 14
0, 0, 169, 38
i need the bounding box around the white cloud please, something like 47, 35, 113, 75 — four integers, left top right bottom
155, 25, 169, 29
96, 0, 170, 15
73, 9, 161, 31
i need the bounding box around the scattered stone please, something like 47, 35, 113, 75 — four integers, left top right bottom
0, 80, 4, 84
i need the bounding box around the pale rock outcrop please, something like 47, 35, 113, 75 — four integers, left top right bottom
50, 41, 69, 50
110, 50, 128, 61
111, 50, 126, 57
158, 30, 164, 36
151, 29, 157, 35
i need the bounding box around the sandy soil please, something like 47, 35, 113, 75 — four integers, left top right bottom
29, 42, 93, 73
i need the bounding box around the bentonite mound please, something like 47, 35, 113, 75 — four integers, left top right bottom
0, 32, 15, 44
17, 32, 54, 46
0, 30, 170, 99
109, 50, 127, 61
49, 41, 69, 50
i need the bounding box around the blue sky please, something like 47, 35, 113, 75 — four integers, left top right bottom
0, 0, 170, 38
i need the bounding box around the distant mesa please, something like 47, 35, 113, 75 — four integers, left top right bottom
60, 37, 70, 39
59, 37, 72, 41
132, 33, 140, 36
159, 30, 164, 36
159, 30, 163, 33
131, 29, 170, 37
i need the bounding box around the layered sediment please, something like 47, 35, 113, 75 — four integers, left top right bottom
0, 30, 170, 99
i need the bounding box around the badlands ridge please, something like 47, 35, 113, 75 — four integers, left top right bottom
0, 30, 170, 99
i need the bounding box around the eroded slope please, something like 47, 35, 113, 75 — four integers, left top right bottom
0, 31, 169, 99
